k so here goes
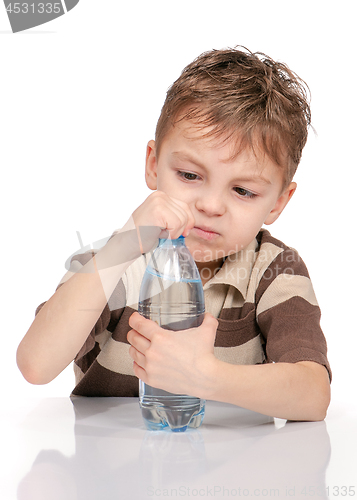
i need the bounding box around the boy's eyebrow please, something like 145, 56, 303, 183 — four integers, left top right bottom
171, 151, 273, 185
233, 175, 272, 186
171, 151, 205, 169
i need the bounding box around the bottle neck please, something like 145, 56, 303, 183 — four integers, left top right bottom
158, 235, 185, 247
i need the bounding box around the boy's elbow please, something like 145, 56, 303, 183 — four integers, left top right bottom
311, 397, 330, 422
315, 387, 331, 421
314, 370, 331, 421
295, 361, 331, 422
17, 362, 50, 386
16, 347, 53, 386
308, 379, 331, 422
19, 367, 52, 386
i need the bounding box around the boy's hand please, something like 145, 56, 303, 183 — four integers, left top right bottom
127, 312, 219, 398
132, 191, 195, 240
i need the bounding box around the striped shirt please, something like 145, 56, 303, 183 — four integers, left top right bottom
38, 229, 331, 396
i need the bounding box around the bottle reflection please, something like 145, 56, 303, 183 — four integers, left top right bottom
140, 430, 207, 493
17, 399, 331, 500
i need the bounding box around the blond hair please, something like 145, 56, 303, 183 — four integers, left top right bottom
155, 47, 311, 186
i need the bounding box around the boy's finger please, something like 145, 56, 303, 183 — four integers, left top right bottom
127, 329, 151, 353
128, 345, 146, 368
170, 196, 195, 233
128, 312, 158, 341
132, 361, 147, 382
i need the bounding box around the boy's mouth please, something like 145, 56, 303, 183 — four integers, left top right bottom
192, 226, 220, 241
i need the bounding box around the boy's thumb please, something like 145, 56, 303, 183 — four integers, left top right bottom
203, 312, 218, 327
200, 313, 219, 343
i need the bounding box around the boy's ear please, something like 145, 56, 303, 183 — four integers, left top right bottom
145, 140, 158, 190
264, 182, 297, 225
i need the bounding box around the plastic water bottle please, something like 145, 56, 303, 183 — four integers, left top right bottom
138, 235, 206, 432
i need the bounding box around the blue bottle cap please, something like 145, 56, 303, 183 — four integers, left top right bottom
158, 235, 185, 245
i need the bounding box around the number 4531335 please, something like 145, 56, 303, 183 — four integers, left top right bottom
6, 3, 62, 14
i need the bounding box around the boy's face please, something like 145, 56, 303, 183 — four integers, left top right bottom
145, 119, 296, 273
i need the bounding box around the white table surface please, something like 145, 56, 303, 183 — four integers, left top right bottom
1, 397, 356, 500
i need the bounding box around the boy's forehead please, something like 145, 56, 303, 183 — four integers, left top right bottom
162, 118, 275, 169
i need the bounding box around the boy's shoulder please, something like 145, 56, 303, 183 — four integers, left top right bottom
256, 228, 297, 255
208, 228, 312, 306
251, 229, 314, 310
255, 228, 308, 276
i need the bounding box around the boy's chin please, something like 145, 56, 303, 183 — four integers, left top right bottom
186, 241, 225, 263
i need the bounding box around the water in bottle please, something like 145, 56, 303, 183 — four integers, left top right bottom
138, 235, 205, 432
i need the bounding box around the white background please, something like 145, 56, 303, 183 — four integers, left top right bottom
0, 0, 356, 483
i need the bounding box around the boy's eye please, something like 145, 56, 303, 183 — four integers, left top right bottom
178, 171, 199, 181
234, 187, 256, 199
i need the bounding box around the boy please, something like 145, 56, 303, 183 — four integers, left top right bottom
17, 47, 331, 421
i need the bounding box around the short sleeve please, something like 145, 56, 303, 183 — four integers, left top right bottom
255, 247, 332, 381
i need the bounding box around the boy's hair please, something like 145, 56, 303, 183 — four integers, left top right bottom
155, 47, 311, 187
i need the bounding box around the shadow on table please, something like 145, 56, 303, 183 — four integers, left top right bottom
17, 398, 331, 499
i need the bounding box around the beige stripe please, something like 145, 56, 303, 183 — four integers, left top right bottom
222, 286, 244, 310
124, 255, 148, 308
214, 335, 265, 365
205, 285, 227, 318
206, 237, 258, 299
96, 329, 111, 349
97, 338, 135, 376
246, 242, 284, 304
205, 284, 244, 318
97, 335, 265, 374
256, 274, 318, 317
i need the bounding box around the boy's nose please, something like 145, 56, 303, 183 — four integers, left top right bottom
195, 193, 226, 217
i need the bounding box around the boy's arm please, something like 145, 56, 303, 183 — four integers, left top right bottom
17, 217, 143, 385
207, 358, 331, 421
17, 191, 195, 385
127, 312, 331, 421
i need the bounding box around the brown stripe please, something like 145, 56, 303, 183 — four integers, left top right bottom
111, 307, 136, 343
111, 304, 261, 349
74, 342, 101, 374
256, 229, 287, 251
35, 302, 46, 316
219, 302, 254, 322
257, 296, 331, 380
71, 360, 139, 397
216, 304, 260, 347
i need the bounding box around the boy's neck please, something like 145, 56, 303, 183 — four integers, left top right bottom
196, 258, 225, 286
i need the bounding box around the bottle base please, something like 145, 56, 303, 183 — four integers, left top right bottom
140, 401, 205, 432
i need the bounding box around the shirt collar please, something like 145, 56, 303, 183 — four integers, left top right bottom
203, 236, 259, 300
